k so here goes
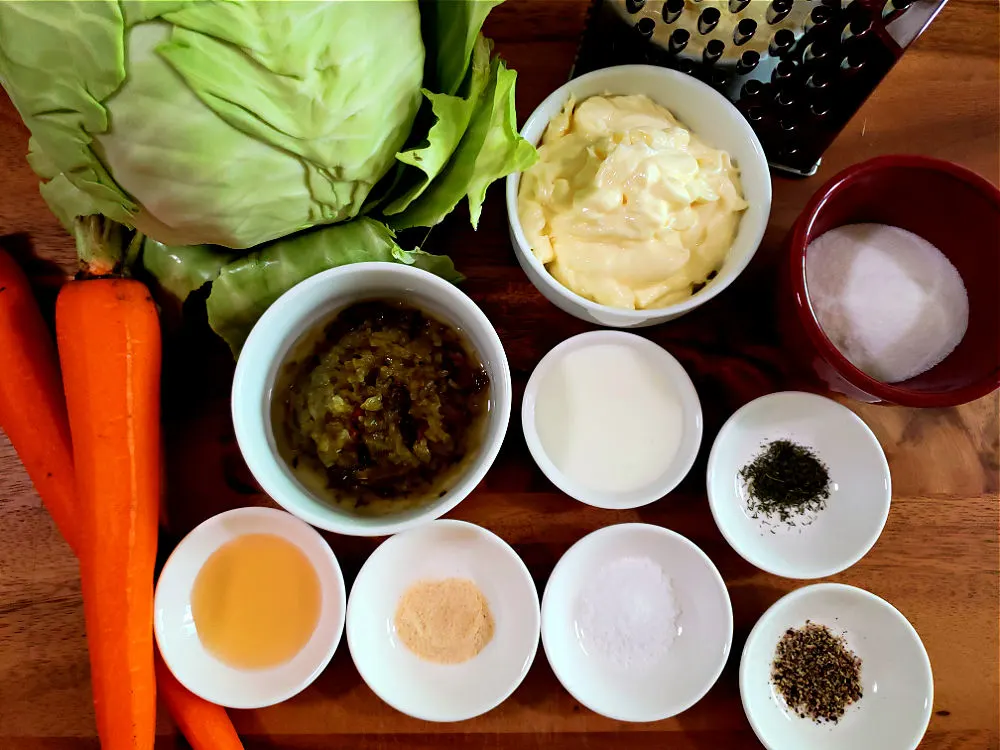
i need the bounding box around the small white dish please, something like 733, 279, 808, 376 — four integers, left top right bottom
346, 520, 540, 722
522, 331, 703, 509
541, 523, 733, 722
232, 262, 512, 537
154, 507, 346, 709
740, 583, 933, 750
506, 64, 771, 328
707, 391, 891, 579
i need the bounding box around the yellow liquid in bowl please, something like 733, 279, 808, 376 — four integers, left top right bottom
191, 533, 321, 670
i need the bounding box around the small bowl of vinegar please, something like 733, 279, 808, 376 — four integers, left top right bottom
154, 507, 346, 709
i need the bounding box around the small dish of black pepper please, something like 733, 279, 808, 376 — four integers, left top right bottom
739, 583, 934, 750
771, 621, 862, 723
706, 392, 892, 579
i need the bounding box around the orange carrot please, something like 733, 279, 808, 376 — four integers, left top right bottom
57, 278, 161, 750
155, 649, 245, 750
0, 249, 79, 554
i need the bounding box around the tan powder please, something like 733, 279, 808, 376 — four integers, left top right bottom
394, 578, 495, 664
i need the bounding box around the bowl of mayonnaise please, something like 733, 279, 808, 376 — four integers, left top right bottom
506, 64, 771, 327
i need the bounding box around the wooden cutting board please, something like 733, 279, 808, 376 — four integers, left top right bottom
0, 1, 997, 748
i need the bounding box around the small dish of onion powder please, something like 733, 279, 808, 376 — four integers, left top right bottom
345, 520, 539, 722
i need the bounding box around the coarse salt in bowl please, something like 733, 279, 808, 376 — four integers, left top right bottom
506, 64, 771, 328
541, 523, 733, 722
740, 583, 933, 750
783, 155, 1000, 407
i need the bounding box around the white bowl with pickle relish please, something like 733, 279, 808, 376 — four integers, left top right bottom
232, 262, 512, 537
506, 64, 771, 327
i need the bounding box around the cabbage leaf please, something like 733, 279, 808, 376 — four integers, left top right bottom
387, 56, 537, 230
383, 35, 494, 216
421, 0, 504, 96
140, 238, 235, 305
205, 219, 461, 354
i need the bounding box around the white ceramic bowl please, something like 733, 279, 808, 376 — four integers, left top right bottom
740, 583, 933, 750
232, 262, 512, 537
522, 331, 703, 508
541, 523, 733, 722
707, 391, 891, 579
346, 520, 540, 722
154, 507, 346, 709
505, 64, 771, 327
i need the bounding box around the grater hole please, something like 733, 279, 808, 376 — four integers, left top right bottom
704, 39, 725, 64
775, 88, 795, 107
842, 49, 867, 71
698, 7, 721, 35
804, 41, 831, 64
741, 79, 764, 98
734, 18, 757, 46
636, 16, 656, 37
737, 50, 760, 73
768, 0, 794, 25
808, 5, 834, 31
669, 27, 691, 53
812, 6, 833, 24
843, 15, 874, 44
729, 0, 751, 13
780, 119, 797, 133
625, 0, 646, 14
853, 16, 874, 35
710, 70, 729, 88
746, 106, 765, 123
806, 72, 831, 90
663, 0, 685, 23
883, 0, 914, 17
810, 100, 832, 118
772, 60, 796, 83
769, 28, 796, 56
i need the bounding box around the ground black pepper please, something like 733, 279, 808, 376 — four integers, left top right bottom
740, 439, 831, 525
771, 621, 863, 723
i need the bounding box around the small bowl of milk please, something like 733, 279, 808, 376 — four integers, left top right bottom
522, 331, 703, 509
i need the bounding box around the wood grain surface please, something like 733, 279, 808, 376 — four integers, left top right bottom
1, 2, 998, 748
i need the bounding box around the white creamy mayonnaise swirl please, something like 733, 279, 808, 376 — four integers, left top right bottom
518, 94, 748, 309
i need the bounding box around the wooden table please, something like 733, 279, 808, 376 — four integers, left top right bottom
1, 2, 997, 748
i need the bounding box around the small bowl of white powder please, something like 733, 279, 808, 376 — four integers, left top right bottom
522, 331, 703, 509
541, 523, 733, 722
786, 155, 1000, 407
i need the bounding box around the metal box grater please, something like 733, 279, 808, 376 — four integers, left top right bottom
571, 0, 948, 176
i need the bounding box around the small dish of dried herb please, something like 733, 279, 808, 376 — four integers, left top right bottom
740, 583, 934, 750
740, 439, 832, 527
706, 392, 891, 579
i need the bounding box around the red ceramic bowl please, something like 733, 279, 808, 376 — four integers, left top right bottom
784, 155, 1000, 407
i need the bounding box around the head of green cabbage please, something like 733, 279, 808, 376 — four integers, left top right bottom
0, 0, 535, 352
0, 0, 533, 249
